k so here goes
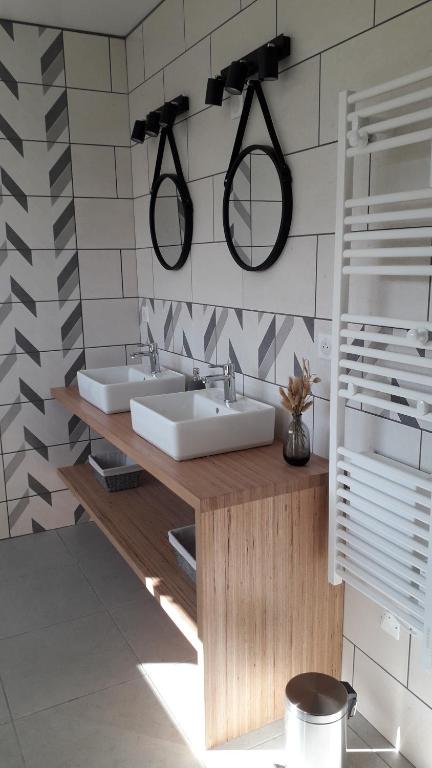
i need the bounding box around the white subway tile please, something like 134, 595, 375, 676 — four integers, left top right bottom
136, 248, 154, 297
189, 177, 213, 243
187, 103, 237, 180
184, 0, 240, 49
153, 251, 192, 302
121, 250, 138, 297
191, 242, 243, 307
344, 585, 410, 684
126, 25, 145, 91
344, 408, 421, 468
342, 637, 354, 684
82, 298, 139, 347
277, 0, 373, 66
164, 38, 211, 116
128, 72, 164, 133
64, 32, 110, 91
375, 0, 426, 24
242, 58, 319, 154
316, 235, 335, 320
115, 147, 133, 198
320, 3, 432, 142
134, 196, 151, 248
354, 649, 432, 768
313, 396, 330, 458
243, 236, 316, 316
68, 90, 130, 146
131, 142, 150, 198
75, 199, 134, 249
110, 38, 128, 93
408, 635, 432, 709
78, 251, 123, 299
211, 0, 276, 76
71, 145, 116, 198
85, 346, 126, 369
143, 0, 185, 78
289, 144, 337, 235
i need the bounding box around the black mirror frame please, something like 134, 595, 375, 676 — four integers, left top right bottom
221, 80, 293, 272
149, 126, 193, 271
150, 172, 193, 271
223, 143, 293, 272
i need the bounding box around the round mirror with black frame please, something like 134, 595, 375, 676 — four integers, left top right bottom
221, 80, 293, 272
150, 172, 193, 271
149, 125, 193, 271
223, 144, 292, 271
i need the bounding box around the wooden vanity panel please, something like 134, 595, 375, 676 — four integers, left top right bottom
51, 387, 329, 510
197, 484, 344, 747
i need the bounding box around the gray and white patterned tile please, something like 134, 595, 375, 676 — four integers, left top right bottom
0, 23, 64, 88
0, 398, 88, 454
0, 140, 72, 198
0, 196, 76, 251
0, 83, 69, 145
174, 302, 218, 364
7, 489, 87, 536
0, 299, 83, 355
4, 441, 90, 501
0, 348, 84, 406
0, 249, 79, 303
275, 314, 315, 387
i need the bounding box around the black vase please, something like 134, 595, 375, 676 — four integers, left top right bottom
283, 412, 311, 466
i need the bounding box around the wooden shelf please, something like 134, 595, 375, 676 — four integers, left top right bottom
52, 387, 329, 512
58, 463, 198, 647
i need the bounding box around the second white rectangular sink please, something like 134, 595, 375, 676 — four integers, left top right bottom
130, 389, 275, 460
77, 365, 186, 414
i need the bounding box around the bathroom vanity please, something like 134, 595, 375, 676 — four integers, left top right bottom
52, 386, 343, 748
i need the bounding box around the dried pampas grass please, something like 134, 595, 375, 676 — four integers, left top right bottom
279, 358, 320, 415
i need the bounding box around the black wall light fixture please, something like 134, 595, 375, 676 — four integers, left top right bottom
130, 95, 193, 272
131, 94, 189, 143
205, 34, 290, 105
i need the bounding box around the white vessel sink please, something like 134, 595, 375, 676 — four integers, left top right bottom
130, 389, 275, 460
77, 365, 186, 414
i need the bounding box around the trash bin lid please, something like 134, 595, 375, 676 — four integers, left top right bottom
285, 673, 348, 724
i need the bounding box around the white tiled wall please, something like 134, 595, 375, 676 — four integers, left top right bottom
125, 1, 432, 763
0, 24, 136, 536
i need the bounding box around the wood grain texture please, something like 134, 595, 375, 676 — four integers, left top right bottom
52, 387, 329, 511
197, 484, 344, 747
58, 464, 198, 647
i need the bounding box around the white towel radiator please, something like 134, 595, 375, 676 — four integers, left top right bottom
329, 66, 432, 663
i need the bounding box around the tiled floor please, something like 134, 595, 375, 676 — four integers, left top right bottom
0, 524, 414, 768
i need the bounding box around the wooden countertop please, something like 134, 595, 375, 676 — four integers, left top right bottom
52, 387, 329, 511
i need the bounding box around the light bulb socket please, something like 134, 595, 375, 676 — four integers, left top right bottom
131, 119, 146, 143
258, 43, 278, 81
146, 111, 161, 137
225, 60, 249, 95
205, 76, 225, 106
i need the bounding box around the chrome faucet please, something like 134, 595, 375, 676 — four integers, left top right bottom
202, 362, 237, 405
129, 342, 161, 375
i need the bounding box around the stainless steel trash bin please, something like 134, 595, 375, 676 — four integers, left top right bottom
285, 673, 357, 768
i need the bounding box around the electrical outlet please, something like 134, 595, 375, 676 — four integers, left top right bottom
318, 334, 332, 360
381, 610, 400, 640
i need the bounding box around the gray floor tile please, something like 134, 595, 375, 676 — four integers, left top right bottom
111, 593, 197, 664
349, 715, 414, 767
58, 522, 117, 561
15, 678, 201, 768
0, 682, 10, 725
0, 611, 141, 718
0, 562, 102, 639
59, 523, 145, 608
0, 723, 24, 767
0, 530, 72, 580
348, 730, 391, 767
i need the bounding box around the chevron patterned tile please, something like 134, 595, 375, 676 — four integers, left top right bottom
0, 141, 72, 198
0, 23, 64, 88
0, 250, 80, 303
0, 348, 85, 405
0, 83, 69, 144
0, 503, 8, 539
7, 489, 86, 537
275, 314, 315, 387
0, 300, 83, 355
4, 441, 90, 502
0, 399, 89, 454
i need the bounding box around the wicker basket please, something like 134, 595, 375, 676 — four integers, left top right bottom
168, 525, 196, 582
88, 451, 142, 492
